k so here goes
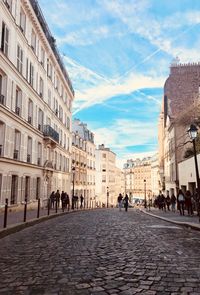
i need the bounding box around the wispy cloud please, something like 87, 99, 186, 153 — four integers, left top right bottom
73, 73, 164, 114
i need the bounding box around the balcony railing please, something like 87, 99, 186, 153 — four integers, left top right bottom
0, 145, 2, 156
43, 125, 59, 143
37, 158, 41, 166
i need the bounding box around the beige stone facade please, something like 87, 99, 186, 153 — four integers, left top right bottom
72, 119, 96, 208
0, 0, 74, 207
124, 158, 152, 201
95, 145, 119, 207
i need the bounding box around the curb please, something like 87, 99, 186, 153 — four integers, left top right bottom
0, 208, 97, 239
140, 209, 200, 231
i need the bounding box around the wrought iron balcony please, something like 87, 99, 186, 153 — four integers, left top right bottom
13, 149, 19, 160
43, 125, 59, 143
0, 145, 2, 156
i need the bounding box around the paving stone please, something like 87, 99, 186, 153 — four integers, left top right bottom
0, 209, 200, 294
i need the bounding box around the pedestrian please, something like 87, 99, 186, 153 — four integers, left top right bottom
166, 192, 171, 211
117, 193, 123, 211
123, 194, 129, 212
65, 193, 70, 211
80, 194, 84, 208
61, 191, 66, 212
170, 193, 176, 212
160, 193, 166, 212
55, 190, 60, 208
185, 190, 193, 216
50, 191, 55, 209
177, 189, 185, 216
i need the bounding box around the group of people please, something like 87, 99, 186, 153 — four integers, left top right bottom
49, 191, 84, 211
155, 189, 197, 216
117, 193, 129, 212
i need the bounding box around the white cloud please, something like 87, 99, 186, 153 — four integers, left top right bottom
73, 72, 164, 114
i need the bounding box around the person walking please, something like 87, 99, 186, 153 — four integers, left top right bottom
166, 192, 171, 211
61, 191, 66, 212
80, 194, 84, 209
117, 193, 123, 211
177, 189, 185, 216
65, 193, 70, 211
55, 190, 60, 208
185, 190, 193, 216
50, 191, 55, 209
171, 193, 176, 212
124, 194, 129, 212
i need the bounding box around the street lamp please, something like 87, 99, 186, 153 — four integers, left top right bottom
144, 179, 147, 209
72, 166, 75, 210
107, 186, 109, 208
188, 124, 200, 220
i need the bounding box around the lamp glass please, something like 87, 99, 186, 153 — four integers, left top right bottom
188, 124, 198, 140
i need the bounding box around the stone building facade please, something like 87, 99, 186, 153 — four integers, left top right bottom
124, 158, 152, 201
95, 144, 117, 207
72, 119, 96, 208
0, 0, 74, 207
159, 61, 200, 196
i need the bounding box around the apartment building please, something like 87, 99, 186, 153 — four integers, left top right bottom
124, 158, 152, 201
0, 0, 74, 206
95, 144, 117, 207
159, 61, 200, 196
72, 119, 96, 208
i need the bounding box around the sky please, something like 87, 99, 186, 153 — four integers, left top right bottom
38, 0, 200, 167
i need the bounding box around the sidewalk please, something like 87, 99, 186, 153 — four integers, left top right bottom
141, 207, 200, 231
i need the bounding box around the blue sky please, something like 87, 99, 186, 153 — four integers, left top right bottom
38, 0, 200, 167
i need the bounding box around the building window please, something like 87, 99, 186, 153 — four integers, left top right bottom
102, 153, 106, 159
38, 109, 43, 131
19, 7, 26, 34
27, 136, 32, 163
36, 177, 40, 200
48, 89, 51, 107
67, 117, 70, 130
40, 47, 45, 66
13, 130, 21, 160
29, 62, 34, 87
11, 175, 18, 205
39, 77, 44, 98
15, 87, 22, 116
0, 72, 7, 105
17, 45, 23, 74
4, 0, 12, 12
47, 59, 52, 79
1, 22, 9, 56
0, 121, 5, 156
31, 29, 36, 53
59, 105, 63, 122
28, 99, 33, 124
37, 142, 42, 165
25, 176, 30, 202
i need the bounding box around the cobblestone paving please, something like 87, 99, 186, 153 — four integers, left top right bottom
0, 209, 200, 295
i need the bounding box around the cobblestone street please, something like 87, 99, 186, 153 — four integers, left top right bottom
0, 209, 200, 295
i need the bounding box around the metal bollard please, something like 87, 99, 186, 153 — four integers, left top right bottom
37, 198, 40, 218
47, 199, 50, 216
3, 198, 8, 228
23, 198, 27, 222
55, 199, 58, 213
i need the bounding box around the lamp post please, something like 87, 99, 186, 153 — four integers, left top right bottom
72, 167, 75, 210
188, 124, 200, 220
144, 179, 147, 209
107, 186, 109, 208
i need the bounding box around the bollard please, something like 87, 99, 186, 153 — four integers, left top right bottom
3, 198, 8, 228
23, 197, 27, 222
55, 199, 58, 213
37, 198, 40, 218
47, 199, 50, 216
